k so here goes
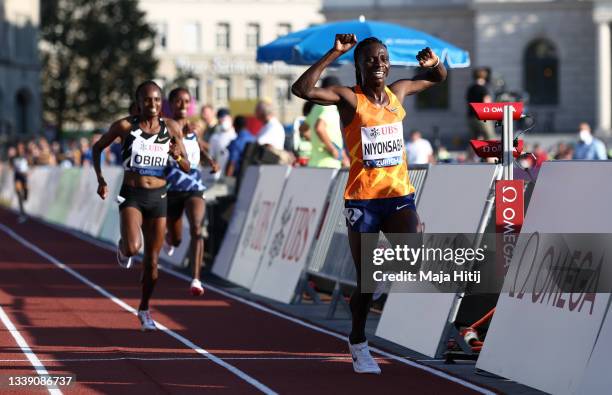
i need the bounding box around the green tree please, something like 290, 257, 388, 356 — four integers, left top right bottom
41, 0, 158, 138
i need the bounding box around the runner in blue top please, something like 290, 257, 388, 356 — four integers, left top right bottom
93, 80, 190, 331
163, 87, 219, 296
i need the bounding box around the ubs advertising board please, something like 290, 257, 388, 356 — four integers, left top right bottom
226, 165, 291, 288
250, 167, 337, 303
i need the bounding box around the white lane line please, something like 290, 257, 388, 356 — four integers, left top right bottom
55, 224, 495, 395
0, 356, 361, 363
0, 306, 63, 395
0, 223, 277, 395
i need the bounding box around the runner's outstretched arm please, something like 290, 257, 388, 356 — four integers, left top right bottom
93, 118, 130, 200
291, 34, 357, 107
389, 47, 447, 102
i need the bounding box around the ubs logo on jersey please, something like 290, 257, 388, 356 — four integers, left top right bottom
369, 127, 380, 138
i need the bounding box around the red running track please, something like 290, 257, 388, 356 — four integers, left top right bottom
0, 208, 494, 394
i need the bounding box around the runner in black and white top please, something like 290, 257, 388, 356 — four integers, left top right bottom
92, 80, 190, 332
8, 142, 29, 223
163, 87, 219, 296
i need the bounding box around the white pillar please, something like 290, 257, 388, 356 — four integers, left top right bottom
596, 21, 612, 136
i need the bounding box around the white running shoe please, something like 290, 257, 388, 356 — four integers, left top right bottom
190, 279, 204, 296
162, 240, 175, 257
116, 242, 133, 269
348, 341, 381, 374
137, 310, 157, 332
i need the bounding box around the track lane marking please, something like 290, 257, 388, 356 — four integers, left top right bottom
36, 219, 496, 395
0, 223, 277, 395
0, 306, 63, 395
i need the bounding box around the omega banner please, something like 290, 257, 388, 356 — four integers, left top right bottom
477, 161, 612, 395
495, 180, 524, 276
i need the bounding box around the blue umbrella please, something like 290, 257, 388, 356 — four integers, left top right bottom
257, 17, 470, 68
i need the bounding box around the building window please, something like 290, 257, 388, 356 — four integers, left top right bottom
416, 71, 450, 110
275, 77, 292, 102
277, 23, 292, 38
15, 89, 30, 134
182, 22, 201, 53
216, 23, 230, 50
245, 77, 260, 99
215, 77, 231, 104
246, 23, 260, 49
524, 39, 559, 105
186, 77, 201, 103
153, 22, 168, 50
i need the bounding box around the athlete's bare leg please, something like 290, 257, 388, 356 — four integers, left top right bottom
185, 197, 205, 280
119, 207, 143, 256
347, 208, 421, 344
166, 215, 183, 247
139, 216, 165, 311
347, 228, 377, 344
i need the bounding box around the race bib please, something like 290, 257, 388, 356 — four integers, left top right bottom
183, 138, 201, 169
130, 139, 169, 171
360, 122, 404, 168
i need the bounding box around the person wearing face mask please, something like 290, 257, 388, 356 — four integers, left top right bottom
209, 108, 237, 177
573, 122, 607, 160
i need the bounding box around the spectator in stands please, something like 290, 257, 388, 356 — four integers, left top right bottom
305, 76, 347, 169
83, 132, 103, 166
255, 100, 286, 151
532, 143, 548, 167
226, 115, 255, 177
573, 122, 607, 160
291, 101, 314, 156
405, 129, 434, 164
200, 104, 217, 146
466, 67, 495, 140
553, 142, 573, 160
36, 137, 57, 166
209, 108, 237, 178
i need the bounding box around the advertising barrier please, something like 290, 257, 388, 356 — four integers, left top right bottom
250, 167, 337, 303
476, 161, 612, 395
212, 166, 260, 279
0, 164, 17, 209
84, 167, 123, 237
375, 164, 499, 358
23, 167, 53, 217
43, 168, 82, 225
226, 165, 291, 288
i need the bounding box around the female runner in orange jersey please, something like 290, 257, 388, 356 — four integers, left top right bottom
292, 34, 446, 374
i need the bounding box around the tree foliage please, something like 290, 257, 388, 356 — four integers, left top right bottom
41, 0, 158, 135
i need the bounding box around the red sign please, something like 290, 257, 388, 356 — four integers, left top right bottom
470, 102, 524, 121
495, 180, 524, 276
470, 139, 524, 159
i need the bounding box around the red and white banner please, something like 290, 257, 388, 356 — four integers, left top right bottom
470, 102, 523, 121
477, 161, 612, 395
495, 180, 524, 276
470, 139, 524, 159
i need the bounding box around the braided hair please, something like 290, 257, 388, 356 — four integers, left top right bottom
353, 37, 387, 86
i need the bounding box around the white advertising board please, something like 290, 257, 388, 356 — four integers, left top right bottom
376, 164, 499, 358
226, 165, 291, 288
477, 161, 612, 395
250, 167, 337, 303
212, 166, 260, 279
